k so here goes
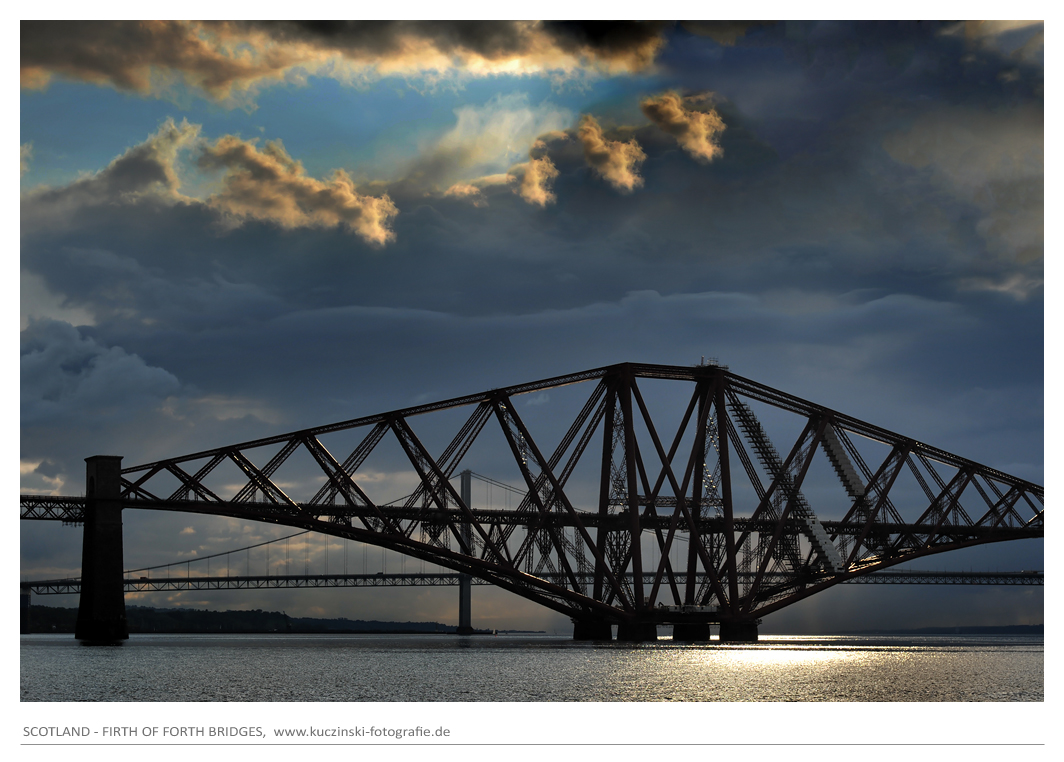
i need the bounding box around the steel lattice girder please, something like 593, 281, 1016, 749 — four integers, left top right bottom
20, 362, 1043, 625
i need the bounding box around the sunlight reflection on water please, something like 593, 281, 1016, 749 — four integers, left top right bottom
20, 633, 1042, 702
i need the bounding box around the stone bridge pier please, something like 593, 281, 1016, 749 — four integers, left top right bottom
74, 456, 128, 642
572, 618, 759, 642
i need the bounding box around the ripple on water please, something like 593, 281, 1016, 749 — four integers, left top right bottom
20, 633, 1043, 702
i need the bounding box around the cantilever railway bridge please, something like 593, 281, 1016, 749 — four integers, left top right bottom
20, 362, 1043, 642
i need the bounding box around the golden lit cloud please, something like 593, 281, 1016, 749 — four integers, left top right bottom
443, 183, 487, 207
577, 114, 645, 193
20, 459, 65, 495
443, 174, 516, 208
199, 136, 399, 246
641, 92, 726, 163
513, 156, 560, 206
23, 120, 397, 245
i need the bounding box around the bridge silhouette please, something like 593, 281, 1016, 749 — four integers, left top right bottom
22, 570, 1045, 596
20, 362, 1043, 642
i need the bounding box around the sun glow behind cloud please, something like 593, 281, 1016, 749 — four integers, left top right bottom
20, 21, 671, 105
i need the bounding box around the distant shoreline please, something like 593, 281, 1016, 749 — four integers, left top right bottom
20, 604, 543, 635
827, 624, 1043, 636
21, 604, 1039, 637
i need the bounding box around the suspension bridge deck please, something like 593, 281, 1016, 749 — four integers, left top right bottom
21, 570, 1044, 595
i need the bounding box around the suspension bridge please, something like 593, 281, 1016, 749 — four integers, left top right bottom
20, 362, 1043, 642
22, 504, 1043, 595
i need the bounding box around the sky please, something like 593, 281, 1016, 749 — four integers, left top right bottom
18, 19, 1045, 634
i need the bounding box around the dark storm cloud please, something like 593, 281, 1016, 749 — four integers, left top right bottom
44, 289, 1041, 464
537, 21, 670, 66
259, 20, 670, 67
881, 105, 1044, 272
21, 20, 672, 101
21, 320, 181, 426
680, 21, 778, 47
26, 245, 286, 332
251, 20, 536, 56
20, 20, 253, 94
656, 20, 1043, 172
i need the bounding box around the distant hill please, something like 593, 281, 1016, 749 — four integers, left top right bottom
20, 604, 494, 635
832, 624, 1043, 636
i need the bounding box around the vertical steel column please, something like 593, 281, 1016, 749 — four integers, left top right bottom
674, 379, 713, 643
592, 383, 616, 604
685, 380, 711, 604
619, 369, 645, 613
574, 383, 617, 641
715, 372, 739, 611
617, 368, 656, 642
75, 456, 128, 642
457, 469, 473, 635
714, 371, 753, 641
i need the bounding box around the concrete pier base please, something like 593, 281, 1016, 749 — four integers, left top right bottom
457, 572, 473, 635
457, 471, 473, 635
75, 456, 128, 643
572, 619, 613, 641
616, 621, 658, 642
672, 622, 711, 642
719, 620, 759, 642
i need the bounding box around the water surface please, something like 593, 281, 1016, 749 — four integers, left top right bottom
20, 633, 1043, 702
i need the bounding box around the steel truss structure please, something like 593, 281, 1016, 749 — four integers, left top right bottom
21, 362, 1043, 637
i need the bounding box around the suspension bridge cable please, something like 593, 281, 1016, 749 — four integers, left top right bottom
469, 472, 526, 495
125, 530, 311, 574
123, 470, 693, 579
